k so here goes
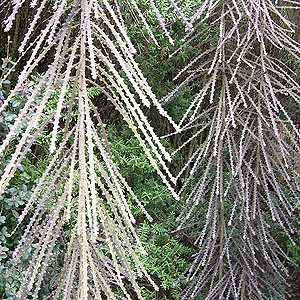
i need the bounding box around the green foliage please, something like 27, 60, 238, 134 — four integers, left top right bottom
0, 163, 38, 299
0, 61, 57, 299
105, 124, 195, 298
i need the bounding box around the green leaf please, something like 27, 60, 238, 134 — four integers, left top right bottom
17, 165, 26, 171
8, 188, 18, 195
11, 98, 21, 107
3, 111, 17, 122
12, 210, 19, 218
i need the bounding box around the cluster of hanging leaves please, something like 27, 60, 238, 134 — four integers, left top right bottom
0, 0, 181, 299
0, 0, 300, 299
159, 0, 300, 299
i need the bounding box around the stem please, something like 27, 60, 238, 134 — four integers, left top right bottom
218, 2, 226, 298
218, 94, 226, 300
240, 273, 246, 300
77, 1, 88, 299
